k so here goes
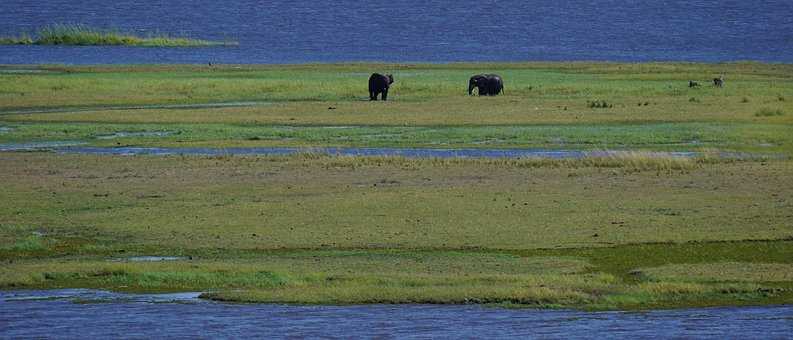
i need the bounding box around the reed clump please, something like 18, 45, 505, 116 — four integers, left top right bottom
0, 24, 235, 47
285, 150, 714, 172
755, 108, 784, 117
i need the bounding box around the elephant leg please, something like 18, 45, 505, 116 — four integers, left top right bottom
381, 88, 388, 101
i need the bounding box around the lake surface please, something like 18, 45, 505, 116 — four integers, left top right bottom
2, 0, 793, 64
1, 290, 792, 339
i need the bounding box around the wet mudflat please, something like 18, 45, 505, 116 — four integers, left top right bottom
0, 140, 711, 159
0, 141, 85, 151
1, 290, 792, 339
112, 256, 190, 262
53, 146, 702, 159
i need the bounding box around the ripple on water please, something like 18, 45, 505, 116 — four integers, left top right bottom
0, 289, 792, 338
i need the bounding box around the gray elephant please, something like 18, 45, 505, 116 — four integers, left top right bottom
369, 73, 394, 100
468, 74, 504, 96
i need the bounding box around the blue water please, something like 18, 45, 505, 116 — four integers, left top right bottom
1, 0, 792, 64
1, 290, 792, 339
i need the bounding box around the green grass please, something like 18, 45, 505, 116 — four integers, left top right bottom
1, 62, 792, 309
756, 108, 785, 117
1, 62, 791, 155
1, 241, 790, 309
3, 235, 47, 252
0, 121, 789, 155
642, 262, 793, 282
0, 24, 235, 47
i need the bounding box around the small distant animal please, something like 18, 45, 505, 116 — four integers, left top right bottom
713, 75, 724, 87
369, 73, 394, 101
689, 80, 700, 88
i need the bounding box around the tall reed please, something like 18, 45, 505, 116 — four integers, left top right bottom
0, 24, 235, 47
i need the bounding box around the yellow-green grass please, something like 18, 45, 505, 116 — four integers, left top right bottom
1, 243, 789, 309
1, 63, 791, 118
2, 62, 790, 155
2, 153, 791, 252
641, 262, 793, 282
0, 24, 234, 47
1, 153, 791, 310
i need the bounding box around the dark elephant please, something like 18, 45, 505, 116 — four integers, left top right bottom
369, 73, 394, 100
468, 74, 504, 96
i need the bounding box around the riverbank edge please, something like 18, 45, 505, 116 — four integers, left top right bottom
3, 239, 793, 311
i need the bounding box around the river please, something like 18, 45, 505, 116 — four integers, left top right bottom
1, 290, 792, 339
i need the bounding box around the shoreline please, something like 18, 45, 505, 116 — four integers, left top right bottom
2, 287, 793, 312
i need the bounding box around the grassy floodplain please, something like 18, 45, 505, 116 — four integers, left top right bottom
0, 62, 791, 154
1, 62, 792, 309
0, 24, 235, 47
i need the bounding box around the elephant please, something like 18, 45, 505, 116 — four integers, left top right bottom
369, 73, 394, 100
468, 74, 504, 96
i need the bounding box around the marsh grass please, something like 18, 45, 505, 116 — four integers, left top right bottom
755, 108, 785, 117
0, 250, 786, 309
3, 235, 47, 252
0, 33, 33, 45
0, 24, 234, 47
292, 151, 707, 172
1, 121, 790, 156
641, 262, 793, 282
2, 153, 791, 253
